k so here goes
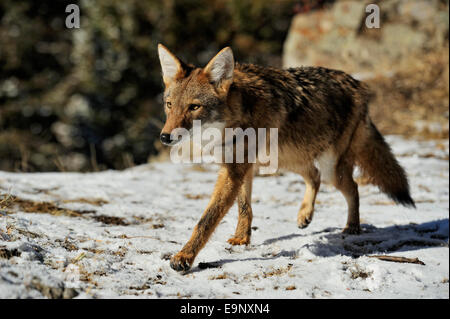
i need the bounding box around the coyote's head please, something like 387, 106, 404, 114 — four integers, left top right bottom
157, 44, 233, 145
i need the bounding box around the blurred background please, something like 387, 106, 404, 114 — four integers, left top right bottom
0, 0, 448, 172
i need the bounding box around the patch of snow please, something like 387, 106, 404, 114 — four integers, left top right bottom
0, 136, 448, 298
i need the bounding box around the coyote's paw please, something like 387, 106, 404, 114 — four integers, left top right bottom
342, 225, 361, 235
227, 236, 250, 246
170, 252, 194, 272
297, 216, 312, 229
297, 205, 314, 229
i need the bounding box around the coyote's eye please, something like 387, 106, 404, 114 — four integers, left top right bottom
166, 101, 172, 109
188, 104, 201, 111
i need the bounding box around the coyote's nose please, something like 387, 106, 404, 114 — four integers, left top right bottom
160, 133, 172, 145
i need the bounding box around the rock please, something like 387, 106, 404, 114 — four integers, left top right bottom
283, 0, 449, 76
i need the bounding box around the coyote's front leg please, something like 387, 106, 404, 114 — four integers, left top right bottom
170, 163, 251, 271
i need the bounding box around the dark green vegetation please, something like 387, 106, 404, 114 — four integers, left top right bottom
0, 0, 297, 171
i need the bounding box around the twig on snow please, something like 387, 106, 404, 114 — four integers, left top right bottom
368, 255, 425, 265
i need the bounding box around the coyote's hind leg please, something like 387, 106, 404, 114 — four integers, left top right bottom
333, 157, 360, 234
297, 166, 321, 228
228, 168, 253, 245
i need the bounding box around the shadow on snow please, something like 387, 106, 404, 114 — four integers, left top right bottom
189, 219, 448, 273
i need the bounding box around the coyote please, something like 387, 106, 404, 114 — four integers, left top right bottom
157, 44, 415, 271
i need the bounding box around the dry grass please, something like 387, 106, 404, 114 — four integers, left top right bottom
184, 193, 210, 200
285, 285, 296, 290
0, 193, 15, 210
262, 264, 293, 278
349, 267, 372, 280
0, 193, 128, 226
209, 273, 229, 280
6, 196, 92, 217
62, 198, 108, 206
92, 215, 129, 226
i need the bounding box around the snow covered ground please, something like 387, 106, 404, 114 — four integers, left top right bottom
0, 136, 448, 299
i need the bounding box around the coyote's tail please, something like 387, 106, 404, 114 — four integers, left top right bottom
352, 118, 416, 208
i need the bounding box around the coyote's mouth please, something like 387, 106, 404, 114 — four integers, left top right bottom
161, 137, 183, 146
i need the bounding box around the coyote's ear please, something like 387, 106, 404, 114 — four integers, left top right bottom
158, 44, 183, 85
203, 47, 234, 90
